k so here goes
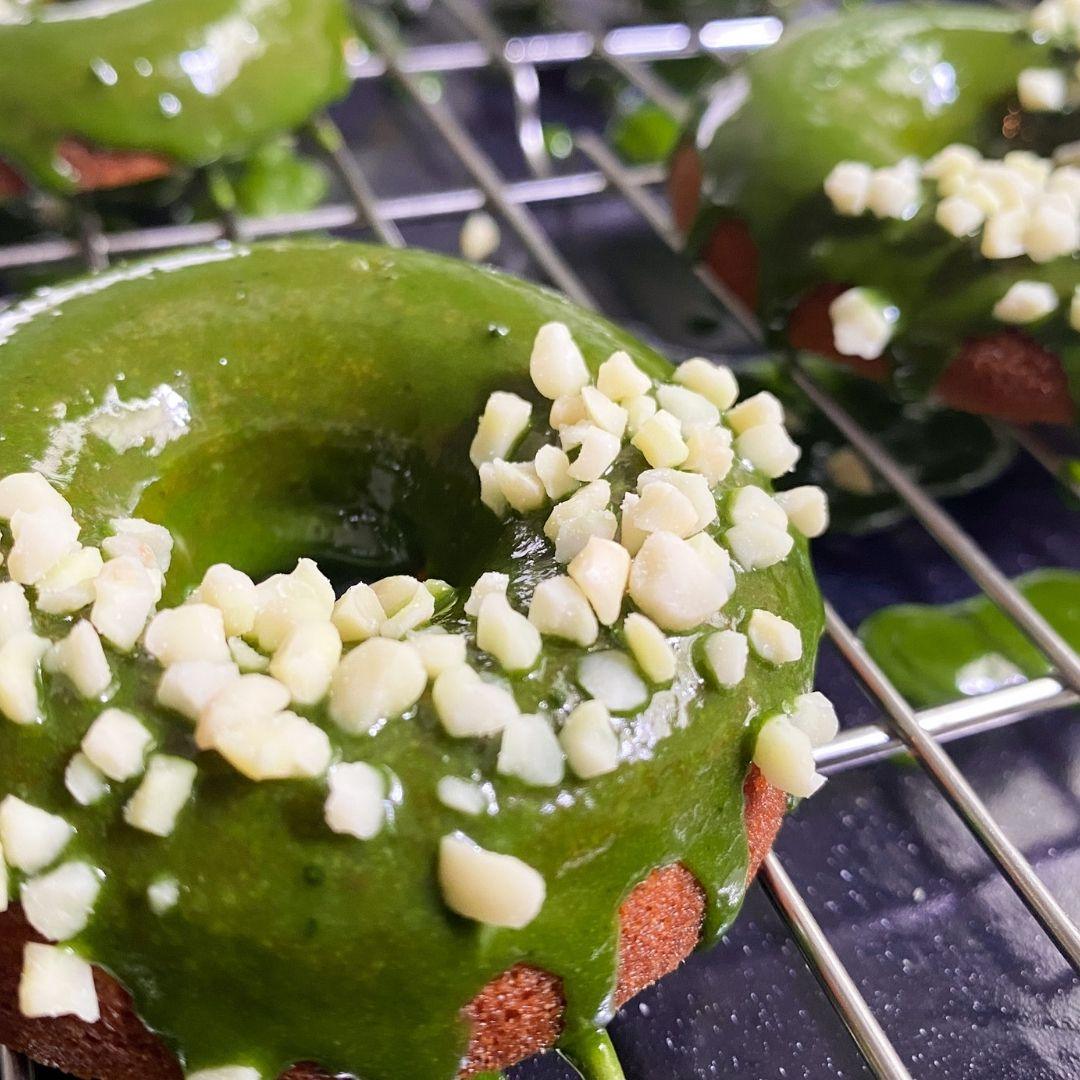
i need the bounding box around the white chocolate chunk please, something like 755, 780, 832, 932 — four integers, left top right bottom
789, 691, 839, 747
0, 581, 32, 644
252, 559, 334, 653
630, 410, 687, 468
726, 391, 783, 435
993, 281, 1059, 324
478, 461, 508, 517
1018, 67, 1068, 112
159, 661, 239, 723
829, 288, 897, 360
533, 445, 578, 501
1024, 196, 1079, 262
623, 613, 675, 684
774, 486, 829, 538
328, 638, 427, 734
748, 610, 803, 665
549, 393, 587, 429
436, 776, 487, 816
229, 637, 268, 672
408, 629, 467, 677
460, 210, 501, 262
465, 572, 510, 617
729, 485, 788, 529
981, 209, 1028, 259
82, 708, 152, 782
19, 943, 99, 1023
935, 195, 985, 238
753, 715, 824, 798
477, 594, 541, 671
735, 423, 801, 479
91, 556, 159, 652
210, 710, 331, 782
625, 480, 698, 539
703, 629, 748, 688
597, 351, 651, 401
554, 509, 617, 564
624, 394, 658, 436
8, 508, 80, 585
191, 564, 257, 637
530, 322, 590, 400
628, 531, 730, 631
560, 700, 619, 779
674, 358, 739, 410
725, 521, 794, 571
195, 674, 290, 750
577, 650, 648, 712
639, 469, 717, 533
145, 604, 231, 666
21, 861, 101, 942
147, 877, 179, 915
432, 665, 518, 737
324, 761, 386, 840
581, 386, 628, 438
0, 797, 72, 873
0, 472, 71, 521
567, 426, 621, 483
492, 459, 547, 514
824, 160, 873, 216
528, 575, 598, 647
104, 519, 173, 574
35, 547, 104, 616
656, 384, 720, 432
0, 632, 49, 725
497, 714, 565, 787
269, 622, 342, 706
683, 427, 734, 487
45, 621, 112, 700
568, 537, 630, 626
470, 391, 532, 467
543, 480, 611, 541
64, 754, 109, 807
332, 582, 385, 643
439, 832, 545, 928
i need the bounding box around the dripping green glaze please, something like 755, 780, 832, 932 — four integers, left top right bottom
859, 568, 1080, 708
0, 242, 823, 1078
683, 4, 1080, 411
0, 0, 355, 193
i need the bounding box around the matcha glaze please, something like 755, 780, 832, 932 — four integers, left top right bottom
0, 0, 355, 192
685, 4, 1080, 409
0, 244, 822, 1078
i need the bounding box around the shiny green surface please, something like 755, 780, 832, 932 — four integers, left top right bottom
860, 569, 1080, 708
0, 0, 355, 192
685, 4, 1079, 411
0, 242, 823, 1078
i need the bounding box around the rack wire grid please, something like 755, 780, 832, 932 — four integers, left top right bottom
1, 3, 1078, 1079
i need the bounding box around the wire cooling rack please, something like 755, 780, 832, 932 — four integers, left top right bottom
1, 3, 1078, 1079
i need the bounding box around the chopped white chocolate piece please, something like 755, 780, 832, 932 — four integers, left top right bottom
372, 575, 436, 640
324, 761, 386, 840
528, 575, 599, 646
729, 485, 788, 529
433, 665, 518, 737
774, 486, 829, 538
1018, 67, 1068, 112
683, 427, 734, 487
21, 861, 101, 942
0, 472, 71, 521
753, 715, 824, 798
656, 384, 720, 432
269, 622, 342, 706
597, 351, 651, 401
560, 700, 619, 779
624, 394, 658, 436
145, 604, 231, 666
191, 564, 257, 637
228, 637, 268, 673
703, 629, 748, 688
104, 519, 173, 574
0, 796, 72, 873
748, 610, 803, 665
209, 710, 331, 781
478, 461, 508, 517
735, 423, 801, 479
534, 445, 578, 501
628, 531, 731, 631
0, 632, 49, 724
567, 426, 621, 483
1024, 197, 1079, 262
470, 391, 532, 467
437, 776, 488, 816
981, 209, 1028, 259
674, 358, 739, 410
554, 509, 617, 564
252, 558, 335, 653
530, 322, 590, 400
581, 386, 628, 438
459, 210, 501, 262
465, 572, 510, 617
408, 629, 467, 677
438, 832, 545, 928
328, 638, 427, 734
332, 582, 385, 643
82, 708, 152, 782
630, 410, 688, 469
498, 714, 565, 786
829, 288, 897, 360
64, 754, 109, 807
623, 612, 675, 684
477, 594, 541, 671
625, 480, 698, 538
19, 943, 99, 1023
726, 391, 783, 435
35, 547, 103, 616
90, 556, 159, 652
866, 160, 922, 219
824, 160, 873, 216
0, 581, 32, 644
195, 673, 290, 749
993, 281, 1059, 324
725, 521, 794, 571
549, 393, 587, 429
935, 195, 985, 238
8, 508, 80, 585
788, 691, 839, 747
543, 480, 610, 541
147, 877, 179, 915
45, 621, 111, 700
568, 537, 630, 626
492, 459, 547, 513
577, 649, 648, 712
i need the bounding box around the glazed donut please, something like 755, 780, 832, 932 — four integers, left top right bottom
670, 3, 1079, 426
0, 0, 355, 198
0, 241, 830, 1079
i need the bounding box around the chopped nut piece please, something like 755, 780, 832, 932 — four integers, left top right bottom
90, 556, 159, 652
45, 621, 112, 700
469, 390, 532, 467
993, 281, 1059, 324
64, 754, 109, 807
477, 594, 542, 671
554, 509, 617, 564
534, 444, 579, 500
725, 521, 794, 571
683, 427, 734, 487
157, 660, 240, 721
208, 710, 331, 782
935, 194, 985, 238
828, 288, 897, 360
640, 469, 717, 532
145, 604, 231, 667
734, 423, 801, 479
191, 564, 257, 637
577, 650, 648, 712
774, 486, 829, 538
597, 350, 652, 401
624, 394, 658, 436
0, 472, 72, 521
824, 160, 873, 216
103, 519, 173, 575
549, 393, 587, 428
332, 582, 385, 643
569, 537, 631, 626
465, 572, 510, 617
82, 708, 152, 782
19, 943, 99, 1023
438, 832, 546, 928
0, 796, 72, 873
328, 638, 427, 734
35, 547, 104, 616
729, 485, 788, 530
372, 575, 436, 640
703, 630, 748, 688
623, 613, 676, 684
789, 691, 839, 747
228, 637, 269, 673
497, 714, 565, 787
324, 761, 386, 840
252, 559, 335, 653
269, 622, 342, 706
432, 665, 518, 737
1024, 196, 1079, 262
492, 459, 548, 513
674, 358, 739, 410
628, 531, 731, 631
21, 861, 101, 942
478, 461, 508, 517
408, 629, 467, 677
560, 700, 620, 779
625, 480, 698, 539
981, 209, 1027, 259
437, 776, 487, 816
866, 160, 921, 219
748, 610, 803, 665
581, 386, 628, 438
753, 715, 824, 798
685, 532, 736, 594
530, 322, 590, 400
1018, 67, 1068, 112
726, 391, 783, 435
631, 409, 688, 468
567, 425, 621, 482
8, 508, 80, 586
543, 480, 611, 541
528, 575, 598, 646
0, 581, 31, 645
0, 632, 49, 725
656, 384, 720, 431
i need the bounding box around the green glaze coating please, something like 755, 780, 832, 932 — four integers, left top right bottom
684, 4, 1080, 409
860, 568, 1080, 708
0, 0, 355, 192
0, 242, 823, 1078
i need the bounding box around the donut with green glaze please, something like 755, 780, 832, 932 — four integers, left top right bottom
670, 3, 1080, 425
0, 0, 355, 198
0, 240, 829, 1079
